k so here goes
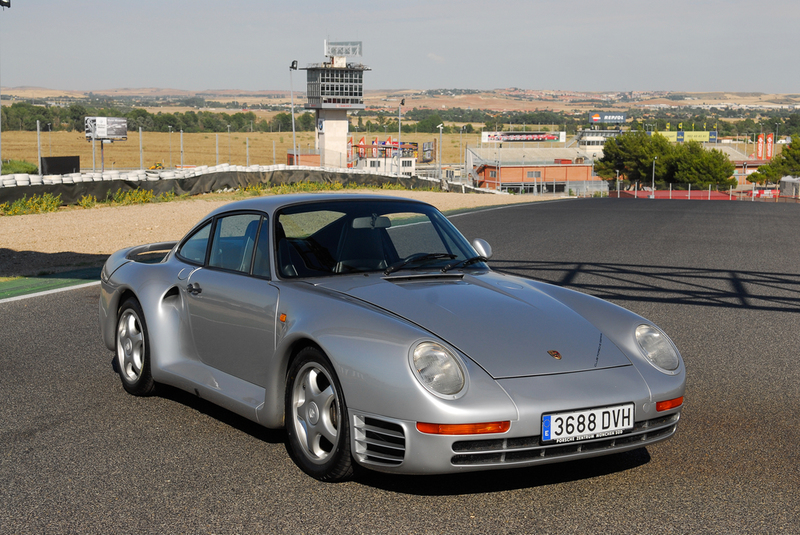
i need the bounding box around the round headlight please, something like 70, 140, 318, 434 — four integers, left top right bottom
635, 324, 680, 372
411, 342, 465, 397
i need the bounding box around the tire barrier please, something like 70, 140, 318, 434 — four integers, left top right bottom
0, 164, 441, 206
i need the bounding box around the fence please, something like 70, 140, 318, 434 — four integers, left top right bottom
610, 182, 797, 202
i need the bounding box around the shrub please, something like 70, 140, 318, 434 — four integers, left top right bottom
78, 194, 97, 209
0, 193, 62, 216
112, 189, 155, 205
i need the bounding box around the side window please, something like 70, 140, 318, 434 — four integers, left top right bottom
177, 221, 212, 264
252, 219, 271, 279
208, 213, 262, 273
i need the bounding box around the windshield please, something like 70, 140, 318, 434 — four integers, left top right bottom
275, 199, 486, 278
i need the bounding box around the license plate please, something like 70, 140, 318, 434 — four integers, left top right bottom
542, 403, 634, 444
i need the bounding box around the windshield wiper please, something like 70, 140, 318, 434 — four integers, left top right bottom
441, 255, 487, 273
384, 253, 456, 275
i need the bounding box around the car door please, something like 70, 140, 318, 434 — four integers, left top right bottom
183, 212, 278, 387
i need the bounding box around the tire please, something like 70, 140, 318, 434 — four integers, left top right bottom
285, 347, 354, 482
115, 298, 156, 396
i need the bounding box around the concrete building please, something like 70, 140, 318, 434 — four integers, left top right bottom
303, 41, 369, 169
466, 147, 607, 194
350, 138, 417, 176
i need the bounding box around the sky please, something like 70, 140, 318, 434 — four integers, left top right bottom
0, 0, 798, 94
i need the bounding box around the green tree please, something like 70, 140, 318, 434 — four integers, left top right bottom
296, 112, 315, 131
484, 117, 503, 132
415, 113, 445, 133
667, 142, 736, 188
270, 113, 292, 132
595, 131, 671, 184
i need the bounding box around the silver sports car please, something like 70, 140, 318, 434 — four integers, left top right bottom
99, 194, 685, 481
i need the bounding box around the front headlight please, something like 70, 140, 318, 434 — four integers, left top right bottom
410, 342, 466, 398
635, 324, 680, 373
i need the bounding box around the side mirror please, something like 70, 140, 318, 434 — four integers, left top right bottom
472, 238, 492, 260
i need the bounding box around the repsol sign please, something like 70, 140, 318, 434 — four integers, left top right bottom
591, 113, 627, 124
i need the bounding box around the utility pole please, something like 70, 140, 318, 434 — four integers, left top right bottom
0, 1, 9, 166
397, 98, 404, 175
289, 60, 298, 165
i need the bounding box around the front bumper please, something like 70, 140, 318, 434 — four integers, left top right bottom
349, 365, 683, 475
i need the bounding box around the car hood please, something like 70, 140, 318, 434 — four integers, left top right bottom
314, 272, 632, 378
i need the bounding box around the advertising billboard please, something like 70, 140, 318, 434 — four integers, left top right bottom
422, 142, 435, 163
757, 134, 765, 160
766, 133, 774, 160
590, 112, 627, 124
85, 117, 128, 141
649, 131, 717, 143
481, 131, 566, 143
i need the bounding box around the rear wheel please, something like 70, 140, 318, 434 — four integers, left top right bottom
115, 298, 156, 396
285, 347, 354, 482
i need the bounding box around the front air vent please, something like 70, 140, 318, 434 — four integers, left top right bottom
353, 415, 406, 466
451, 413, 680, 466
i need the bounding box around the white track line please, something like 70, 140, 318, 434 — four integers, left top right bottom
0, 280, 101, 305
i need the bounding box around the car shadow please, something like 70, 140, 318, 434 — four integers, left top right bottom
158, 384, 287, 445
355, 447, 651, 495
110, 355, 286, 446
109, 359, 649, 492
0, 248, 108, 278
492, 259, 800, 314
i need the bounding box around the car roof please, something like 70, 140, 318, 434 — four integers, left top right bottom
203, 193, 431, 220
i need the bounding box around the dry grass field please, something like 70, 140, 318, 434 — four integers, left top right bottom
1, 130, 479, 170
8, 86, 799, 113
4, 86, 798, 171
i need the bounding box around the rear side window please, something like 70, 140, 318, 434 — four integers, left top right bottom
177, 221, 211, 264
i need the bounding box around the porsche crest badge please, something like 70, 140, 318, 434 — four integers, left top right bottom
547, 350, 563, 360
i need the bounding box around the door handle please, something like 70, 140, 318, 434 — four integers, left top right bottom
187, 283, 202, 295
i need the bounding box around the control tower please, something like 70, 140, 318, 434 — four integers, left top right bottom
304, 41, 370, 168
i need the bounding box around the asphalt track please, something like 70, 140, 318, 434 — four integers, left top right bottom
1, 198, 799, 534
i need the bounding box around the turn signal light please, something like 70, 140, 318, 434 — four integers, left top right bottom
416, 421, 510, 435
656, 396, 684, 412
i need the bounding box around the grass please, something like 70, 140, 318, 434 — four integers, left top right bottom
1, 180, 430, 216
241, 181, 412, 197
2, 159, 38, 175
0, 130, 473, 171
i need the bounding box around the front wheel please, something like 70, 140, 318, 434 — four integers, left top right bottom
285, 347, 354, 482
115, 298, 156, 396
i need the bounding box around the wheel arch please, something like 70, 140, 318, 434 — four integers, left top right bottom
258, 334, 326, 429
100, 285, 138, 351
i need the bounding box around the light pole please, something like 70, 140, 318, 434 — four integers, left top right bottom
397, 98, 404, 175
437, 123, 444, 181
168, 126, 172, 168
227, 124, 231, 164
651, 156, 657, 199
289, 60, 298, 165
0, 1, 8, 165
47, 123, 52, 156
460, 125, 466, 180
743, 162, 748, 188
